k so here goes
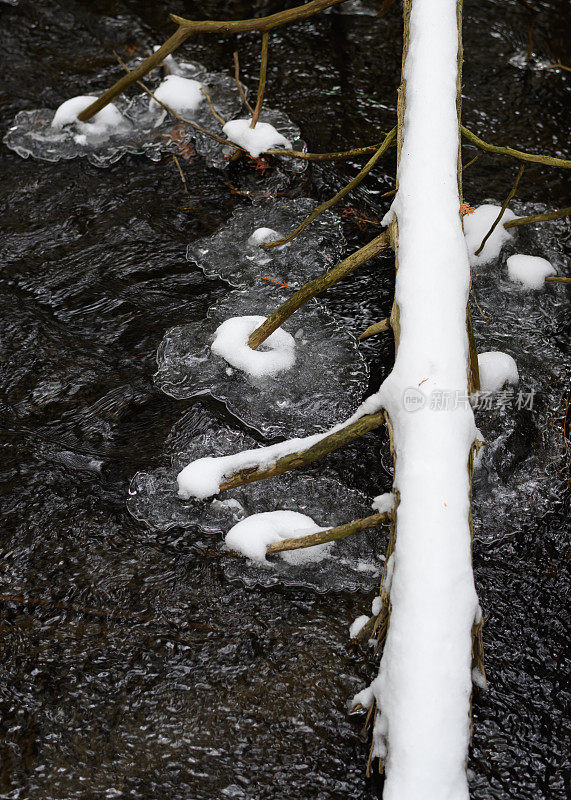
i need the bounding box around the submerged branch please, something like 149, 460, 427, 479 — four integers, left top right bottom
261, 127, 397, 249
503, 206, 571, 228
475, 164, 525, 256
461, 125, 571, 169
266, 512, 389, 555
248, 231, 390, 349
219, 411, 386, 492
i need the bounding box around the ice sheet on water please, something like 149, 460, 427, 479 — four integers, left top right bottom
470, 205, 569, 545
3, 59, 244, 167
154, 285, 368, 437
128, 410, 385, 593
187, 197, 345, 289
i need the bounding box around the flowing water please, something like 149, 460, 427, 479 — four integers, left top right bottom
0, 1, 569, 798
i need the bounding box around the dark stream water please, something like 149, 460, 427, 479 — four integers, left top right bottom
0, 1, 569, 798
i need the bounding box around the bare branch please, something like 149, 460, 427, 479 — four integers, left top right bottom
474, 164, 524, 256
251, 32, 269, 127
266, 512, 389, 555
461, 125, 571, 169
503, 206, 571, 228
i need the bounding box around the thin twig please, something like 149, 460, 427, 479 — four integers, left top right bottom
171, 155, 190, 197
461, 125, 571, 169
251, 32, 269, 127
261, 127, 397, 249
248, 231, 390, 349
474, 164, 525, 256
462, 152, 481, 171
233, 51, 254, 114
218, 411, 386, 493
539, 59, 571, 73
200, 87, 226, 125
470, 291, 491, 323
266, 142, 387, 161
377, 0, 397, 18
503, 206, 571, 228
266, 512, 389, 555
358, 318, 391, 340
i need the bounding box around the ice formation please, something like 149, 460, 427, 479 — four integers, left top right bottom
149, 75, 204, 115
463, 204, 517, 265
211, 316, 296, 377
349, 615, 370, 639
506, 254, 556, 289
223, 118, 292, 158
186, 197, 345, 289
3, 57, 244, 167
225, 510, 327, 563
373, 2, 480, 795
478, 351, 519, 392
155, 285, 368, 438
128, 409, 385, 592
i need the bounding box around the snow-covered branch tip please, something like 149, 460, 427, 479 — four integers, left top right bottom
77, 0, 351, 123
265, 512, 390, 555
261, 127, 397, 249
248, 231, 390, 350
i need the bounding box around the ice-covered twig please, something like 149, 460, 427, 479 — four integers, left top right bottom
461, 125, 571, 168
248, 230, 390, 349
474, 164, 525, 255
266, 512, 389, 555
233, 51, 254, 115
261, 127, 397, 249
503, 205, 571, 228
77, 0, 350, 123
251, 32, 269, 128
358, 318, 391, 341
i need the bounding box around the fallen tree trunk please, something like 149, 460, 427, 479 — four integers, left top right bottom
370, 1, 481, 796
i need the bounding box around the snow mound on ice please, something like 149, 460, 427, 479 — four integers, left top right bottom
223, 118, 292, 157
211, 316, 296, 377
150, 75, 204, 115
464, 204, 517, 265
478, 351, 519, 392
225, 510, 327, 563
506, 254, 556, 289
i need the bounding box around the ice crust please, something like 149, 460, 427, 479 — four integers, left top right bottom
186, 197, 345, 289
506, 254, 556, 289
154, 285, 368, 438
127, 410, 385, 592
3, 58, 245, 167
463, 204, 517, 266
478, 351, 519, 392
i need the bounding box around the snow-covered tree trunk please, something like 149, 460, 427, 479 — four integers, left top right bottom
371, 1, 481, 797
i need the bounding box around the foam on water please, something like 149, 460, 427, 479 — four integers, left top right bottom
154, 284, 368, 437
186, 197, 345, 289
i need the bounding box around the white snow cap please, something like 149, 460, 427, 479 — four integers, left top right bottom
349, 615, 370, 639
349, 683, 375, 712
211, 315, 296, 378
371, 596, 383, 616
51, 96, 130, 139
247, 227, 283, 247
463, 204, 517, 266
149, 75, 204, 115
225, 510, 327, 564
371, 493, 394, 514
506, 254, 556, 289
223, 118, 292, 158
478, 351, 519, 392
